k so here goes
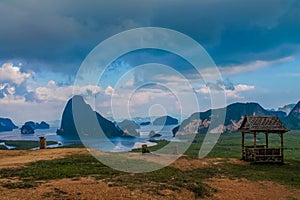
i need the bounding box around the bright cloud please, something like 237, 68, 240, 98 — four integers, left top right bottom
35, 80, 102, 102
197, 83, 255, 100
0, 62, 108, 122
6, 86, 15, 95
105, 85, 115, 96
0, 95, 66, 123
226, 84, 255, 99
129, 88, 169, 106
0, 63, 32, 85
0, 63, 33, 99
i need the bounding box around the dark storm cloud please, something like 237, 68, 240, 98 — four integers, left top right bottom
0, 0, 299, 74
150, 0, 300, 64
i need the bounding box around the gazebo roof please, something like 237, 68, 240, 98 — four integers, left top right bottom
238, 116, 289, 133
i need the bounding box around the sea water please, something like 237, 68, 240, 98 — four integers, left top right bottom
0, 125, 178, 152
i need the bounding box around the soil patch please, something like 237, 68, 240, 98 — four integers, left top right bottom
0, 177, 195, 200
0, 148, 88, 169
170, 157, 248, 171
203, 178, 300, 200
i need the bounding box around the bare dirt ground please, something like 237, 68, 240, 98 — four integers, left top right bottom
0, 177, 194, 200
203, 178, 300, 200
0, 148, 88, 169
170, 157, 229, 171
0, 149, 300, 200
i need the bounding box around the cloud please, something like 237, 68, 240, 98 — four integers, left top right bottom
197, 81, 255, 100
226, 84, 255, 99
0, 63, 32, 85
0, 1, 299, 122
222, 79, 234, 91
205, 79, 235, 92
6, 85, 15, 95
104, 85, 115, 96
130, 91, 151, 105
35, 80, 102, 102
0, 95, 66, 123
95, 84, 184, 120
0, 77, 105, 122
0, 62, 106, 103
0, 0, 299, 73
200, 56, 294, 78
0, 62, 108, 121
0, 63, 34, 100
219, 56, 294, 76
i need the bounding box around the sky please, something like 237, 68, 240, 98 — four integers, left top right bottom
0, 0, 299, 124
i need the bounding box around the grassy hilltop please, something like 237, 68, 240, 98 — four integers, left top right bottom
0, 131, 300, 199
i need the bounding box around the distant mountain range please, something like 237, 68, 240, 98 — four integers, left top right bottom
173, 101, 300, 136
267, 110, 287, 118
1, 96, 299, 136
278, 103, 296, 115
266, 103, 296, 118
283, 101, 300, 130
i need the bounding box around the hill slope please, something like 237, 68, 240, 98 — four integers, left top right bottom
174, 102, 271, 135
283, 101, 300, 129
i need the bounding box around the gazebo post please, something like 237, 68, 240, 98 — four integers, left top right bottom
253, 132, 257, 162
242, 132, 245, 160
280, 133, 284, 163
265, 132, 268, 148
253, 132, 257, 148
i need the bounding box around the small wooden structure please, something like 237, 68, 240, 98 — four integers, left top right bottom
39, 137, 47, 149
142, 144, 150, 153
238, 116, 289, 163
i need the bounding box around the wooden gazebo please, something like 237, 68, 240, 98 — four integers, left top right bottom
238, 116, 289, 163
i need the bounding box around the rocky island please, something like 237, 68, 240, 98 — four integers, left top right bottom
117, 119, 140, 137
153, 116, 178, 126
56, 95, 124, 138
140, 121, 151, 126
0, 118, 18, 132
20, 124, 35, 134
24, 121, 50, 129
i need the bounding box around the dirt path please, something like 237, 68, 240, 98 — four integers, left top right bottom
0, 148, 88, 169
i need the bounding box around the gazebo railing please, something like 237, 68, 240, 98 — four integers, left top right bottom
243, 146, 283, 163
